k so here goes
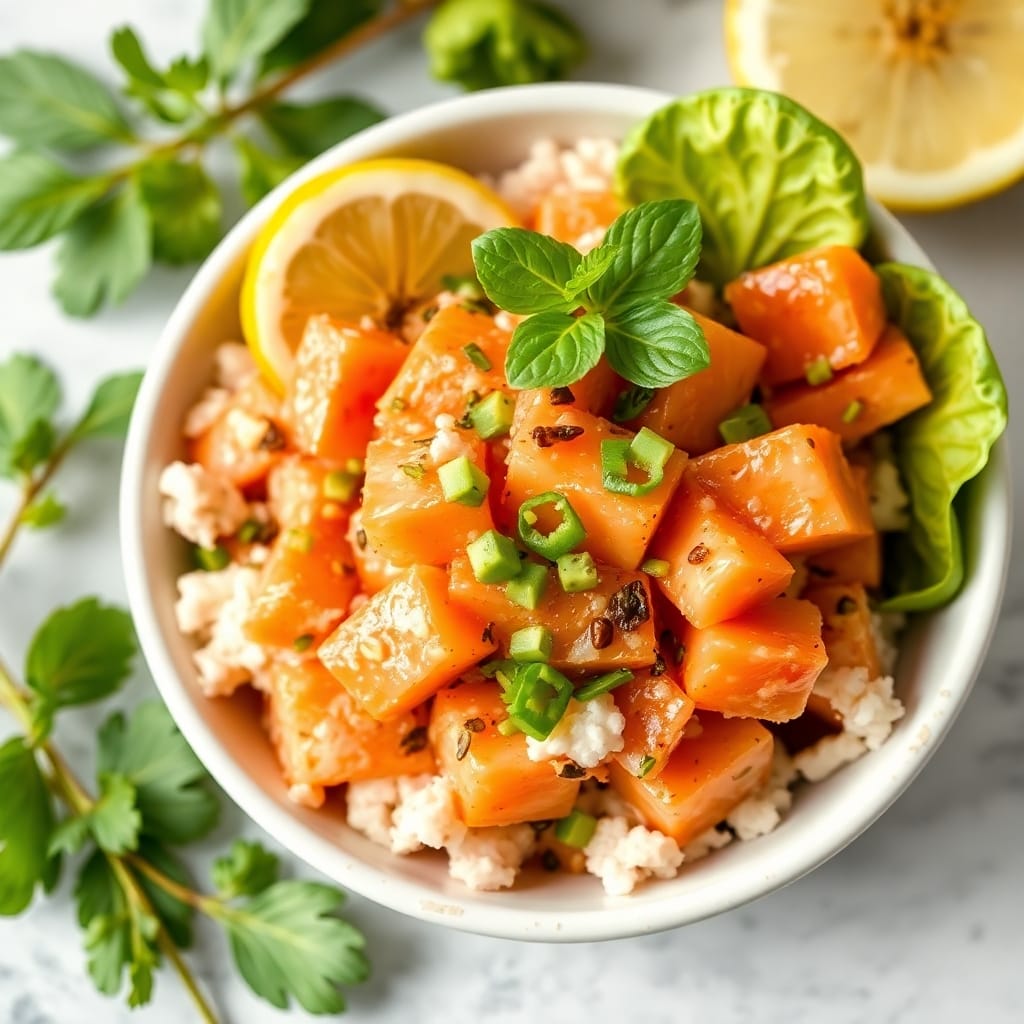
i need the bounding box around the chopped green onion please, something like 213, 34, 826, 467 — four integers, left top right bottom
517, 491, 586, 559
469, 390, 515, 440
556, 551, 599, 593
438, 455, 489, 507
509, 626, 554, 664
503, 662, 573, 740
293, 633, 315, 653
466, 530, 521, 583
284, 527, 313, 553
805, 356, 834, 386
401, 462, 426, 480
194, 544, 230, 571
612, 385, 656, 423
640, 558, 670, 578
637, 754, 657, 778
600, 427, 675, 497
575, 668, 633, 701
718, 404, 772, 445
237, 519, 266, 544
462, 342, 493, 371
390, 396, 407, 412
505, 561, 549, 610
497, 718, 520, 736
480, 658, 518, 681
842, 399, 863, 424
554, 810, 597, 848
323, 468, 360, 502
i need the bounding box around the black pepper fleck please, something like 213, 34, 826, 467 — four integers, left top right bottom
687, 543, 710, 565
531, 424, 585, 448
549, 386, 575, 406
400, 726, 428, 754
607, 580, 650, 632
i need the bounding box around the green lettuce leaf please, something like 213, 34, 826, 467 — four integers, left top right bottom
616, 88, 869, 286
877, 263, 1008, 611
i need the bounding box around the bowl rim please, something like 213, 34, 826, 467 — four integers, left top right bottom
120, 81, 1013, 942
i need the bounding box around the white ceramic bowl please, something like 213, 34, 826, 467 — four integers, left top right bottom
121, 83, 1012, 942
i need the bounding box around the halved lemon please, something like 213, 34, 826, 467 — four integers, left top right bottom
240, 158, 517, 389
725, 0, 1024, 210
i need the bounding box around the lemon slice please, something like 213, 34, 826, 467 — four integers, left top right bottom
724, 0, 1024, 210
241, 158, 517, 388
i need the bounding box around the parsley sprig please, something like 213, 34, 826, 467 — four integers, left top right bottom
471, 199, 711, 389
0, 354, 368, 1019
0, 0, 585, 317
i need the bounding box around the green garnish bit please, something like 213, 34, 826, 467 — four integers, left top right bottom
554, 810, 597, 849
718, 404, 772, 445
640, 558, 670, 578
466, 530, 521, 584
637, 754, 657, 778
805, 356, 834, 386
472, 200, 709, 390
556, 551, 598, 593
841, 400, 863, 424
292, 633, 314, 653
574, 669, 633, 701
509, 625, 554, 664
400, 462, 426, 481
469, 390, 515, 440
601, 426, 675, 497
505, 561, 549, 610
517, 491, 586, 560
462, 342, 492, 371
438, 455, 489, 507
194, 544, 230, 571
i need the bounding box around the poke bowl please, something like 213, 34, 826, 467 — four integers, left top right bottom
121, 82, 1011, 941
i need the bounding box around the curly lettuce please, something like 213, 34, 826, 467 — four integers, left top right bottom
615, 88, 869, 286
877, 263, 1008, 611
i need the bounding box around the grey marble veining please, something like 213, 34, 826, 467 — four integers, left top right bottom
1, 1, 1021, 1021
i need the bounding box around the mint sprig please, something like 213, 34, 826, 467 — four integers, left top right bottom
472, 198, 710, 390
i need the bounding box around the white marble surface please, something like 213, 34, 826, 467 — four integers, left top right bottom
0, 1, 1021, 1021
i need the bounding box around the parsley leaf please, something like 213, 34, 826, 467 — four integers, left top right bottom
0, 353, 60, 479
75, 850, 159, 1004
260, 97, 384, 158
71, 371, 144, 443
605, 302, 709, 389
97, 702, 219, 845
259, 0, 380, 76
49, 774, 142, 857
425, 0, 585, 91
215, 881, 369, 1013
0, 736, 56, 914
213, 839, 280, 899
234, 138, 303, 206
202, 0, 312, 83
0, 51, 132, 149
137, 159, 222, 265
110, 28, 207, 125
506, 311, 604, 389
52, 183, 152, 317
25, 598, 136, 728
21, 491, 67, 530
472, 228, 581, 314
0, 150, 109, 251
584, 199, 702, 311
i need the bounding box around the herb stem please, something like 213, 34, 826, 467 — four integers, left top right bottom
110, 856, 219, 1024
0, 433, 75, 572
125, 853, 212, 913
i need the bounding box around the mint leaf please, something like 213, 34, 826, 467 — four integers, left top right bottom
585, 199, 702, 311
616, 89, 869, 286
425, 0, 586, 91
472, 228, 580, 314
137, 159, 221, 265
259, 0, 380, 76
135, 838, 194, 948
202, 0, 312, 83
216, 881, 369, 1012
213, 840, 280, 899
71, 371, 144, 443
0, 353, 60, 479
25, 598, 136, 722
0, 737, 55, 915
605, 302, 709, 389
234, 138, 303, 206
261, 97, 384, 157
0, 151, 109, 251
97, 702, 219, 845
110, 28, 206, 125
612, 385, 656, 424
52, 183, 152, 317
0, 51, 131, 149
506, 311, 604, 389
564, 244, 619, 299
21, 491, 67, 530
